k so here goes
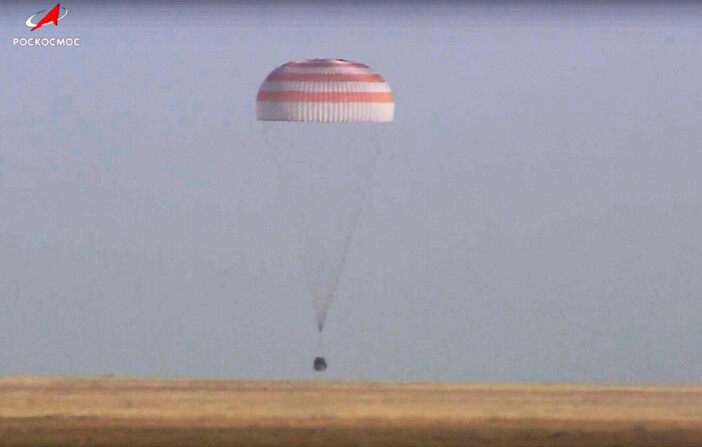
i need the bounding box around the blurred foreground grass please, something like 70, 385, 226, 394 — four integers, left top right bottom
1, 377, 700, 446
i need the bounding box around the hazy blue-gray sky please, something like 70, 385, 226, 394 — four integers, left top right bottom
1, 1, 700, 382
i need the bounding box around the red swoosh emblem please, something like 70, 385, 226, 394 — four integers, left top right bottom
31, 3, 60, 31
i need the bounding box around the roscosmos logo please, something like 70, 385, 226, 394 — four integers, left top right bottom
12, 3, 80, 47
26, 3, 69, 31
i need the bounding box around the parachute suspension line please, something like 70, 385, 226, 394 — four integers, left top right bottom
264, 124, 383, 335
263, 122, 305, 255
364, 137, 383, 205
314, 330, 327, 371
317, 330, 326, 355
304, 133, 382, 334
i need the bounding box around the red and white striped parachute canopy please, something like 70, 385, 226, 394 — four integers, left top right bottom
256, 59, 394, 123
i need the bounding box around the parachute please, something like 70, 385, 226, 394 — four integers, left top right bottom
256, 59, 394, 371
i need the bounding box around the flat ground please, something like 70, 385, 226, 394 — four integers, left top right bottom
0, 377, 700, 446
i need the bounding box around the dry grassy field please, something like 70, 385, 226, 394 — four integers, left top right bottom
0, 377, 700, 446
